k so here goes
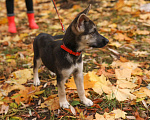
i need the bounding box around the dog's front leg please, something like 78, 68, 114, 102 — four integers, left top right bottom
57, 76, 70, 108
73, 72, 93, 106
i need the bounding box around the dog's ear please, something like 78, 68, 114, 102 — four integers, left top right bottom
81, 4, 91, 15
76, 13, 89, 33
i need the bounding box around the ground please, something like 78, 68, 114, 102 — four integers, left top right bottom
0, 0, 150, 119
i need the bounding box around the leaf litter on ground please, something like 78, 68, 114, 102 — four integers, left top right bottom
0, 0, 150, 119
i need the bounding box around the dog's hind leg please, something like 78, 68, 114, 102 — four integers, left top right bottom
33, 58, 42, 86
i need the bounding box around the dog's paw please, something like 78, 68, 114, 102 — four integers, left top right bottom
49, 70, 56, 76
59, 101, 70, 108
34, 78, 40, 86
82, 98, 93, 107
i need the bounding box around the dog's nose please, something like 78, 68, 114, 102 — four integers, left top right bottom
105, 38, 109, 44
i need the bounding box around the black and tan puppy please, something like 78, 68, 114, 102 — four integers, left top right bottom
33, 5, 109, 108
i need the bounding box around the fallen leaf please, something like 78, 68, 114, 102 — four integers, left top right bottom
90, 73, 112, 95
114, 0, 125, 10
40, 97, 60, 110
136, 30, 150, 35
133, 87, 150, 98
132, 68, 143, 76
110, 109, 127, 119
116, 80, 137, 89
108, 41, 122, 48
94, 113, 105, 120
66, 73, 96, 89
115, 68, 132, 81
114, 33, 134, 41
120, 56, 129, 62
9, 69, 33, 84
107, 87, 136, 101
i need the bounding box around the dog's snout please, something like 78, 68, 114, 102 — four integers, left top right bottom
105, 38, 109, 44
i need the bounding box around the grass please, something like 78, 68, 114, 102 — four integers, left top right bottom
0, 0, 150, 119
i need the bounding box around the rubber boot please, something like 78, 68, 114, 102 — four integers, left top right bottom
27, 13, 39, 29
7, 16, 17, 33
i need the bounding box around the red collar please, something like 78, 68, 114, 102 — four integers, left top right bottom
60, 43, 81, 56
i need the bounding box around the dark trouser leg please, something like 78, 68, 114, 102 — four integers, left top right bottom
25, 0, 34, 13
6, 0, 14, 16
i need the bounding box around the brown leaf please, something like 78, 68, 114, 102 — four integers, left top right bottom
120, 56, 129, 62
134, 111, 144, 120
40, 97, 60, 111
114, 0, 125, 10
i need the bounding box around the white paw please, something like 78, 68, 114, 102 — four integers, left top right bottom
59, 100, 70, 108
82, 98, 93, 107
34, 78, 40, 86
49, 71, 56, 76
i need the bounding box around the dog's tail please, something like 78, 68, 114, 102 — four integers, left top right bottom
52, 35, 64, 40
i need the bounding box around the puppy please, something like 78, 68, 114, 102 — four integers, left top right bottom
33, 4, 109, 108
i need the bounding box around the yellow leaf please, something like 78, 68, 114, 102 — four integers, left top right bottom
111, 60, 139, 70
34, 90, 45, 95
12, 35, 20, 42
132, 68, 143, 76
95, 113, 105, 120
20, 33, 28, 39
10, 69, 33, 84
116, 80, 137, 89
107, 87, 136, 101
133, 87, 150, 98
136, 30, 150, 35
66, 74, 96, 89
110, 109, 127, 119
115, 68, 132, 81
0, 17, 8, 24
108, 42, 122, 48
89, 72, 112, 95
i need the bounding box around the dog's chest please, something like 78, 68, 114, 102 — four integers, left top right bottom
61, 62, 83, 78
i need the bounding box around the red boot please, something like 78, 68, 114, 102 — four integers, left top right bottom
7, 16, 17, 33
27, 13, 39, 29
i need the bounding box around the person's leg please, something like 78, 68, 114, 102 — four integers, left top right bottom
25, 0, 39, 29
6, 0, 17, 33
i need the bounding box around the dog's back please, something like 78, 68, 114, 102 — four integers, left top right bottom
33, 33, 64, 73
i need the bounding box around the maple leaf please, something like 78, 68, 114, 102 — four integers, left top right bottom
107, 87, 136, 101
11, 85, 41, 104
40, 96, 60, 111
1, 84, 26, 97
116, 80, 137, 89
133, 87, 150, 98
114, 33, 133, 41
110, 109, 127, 119
95, 109, 127, 120
90, 73, 112, 95
108, 41, 122, 48
8, 69, 33, 84
136, 30, 150, 35
115, 68, 132, 81
66, 73, 96, 89
94, 113, 106, 120
114, 0, 125, 10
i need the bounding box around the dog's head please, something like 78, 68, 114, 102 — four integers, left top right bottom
71, 5, 109, 51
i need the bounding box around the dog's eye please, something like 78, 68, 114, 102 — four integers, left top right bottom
90, 29, 96, 35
